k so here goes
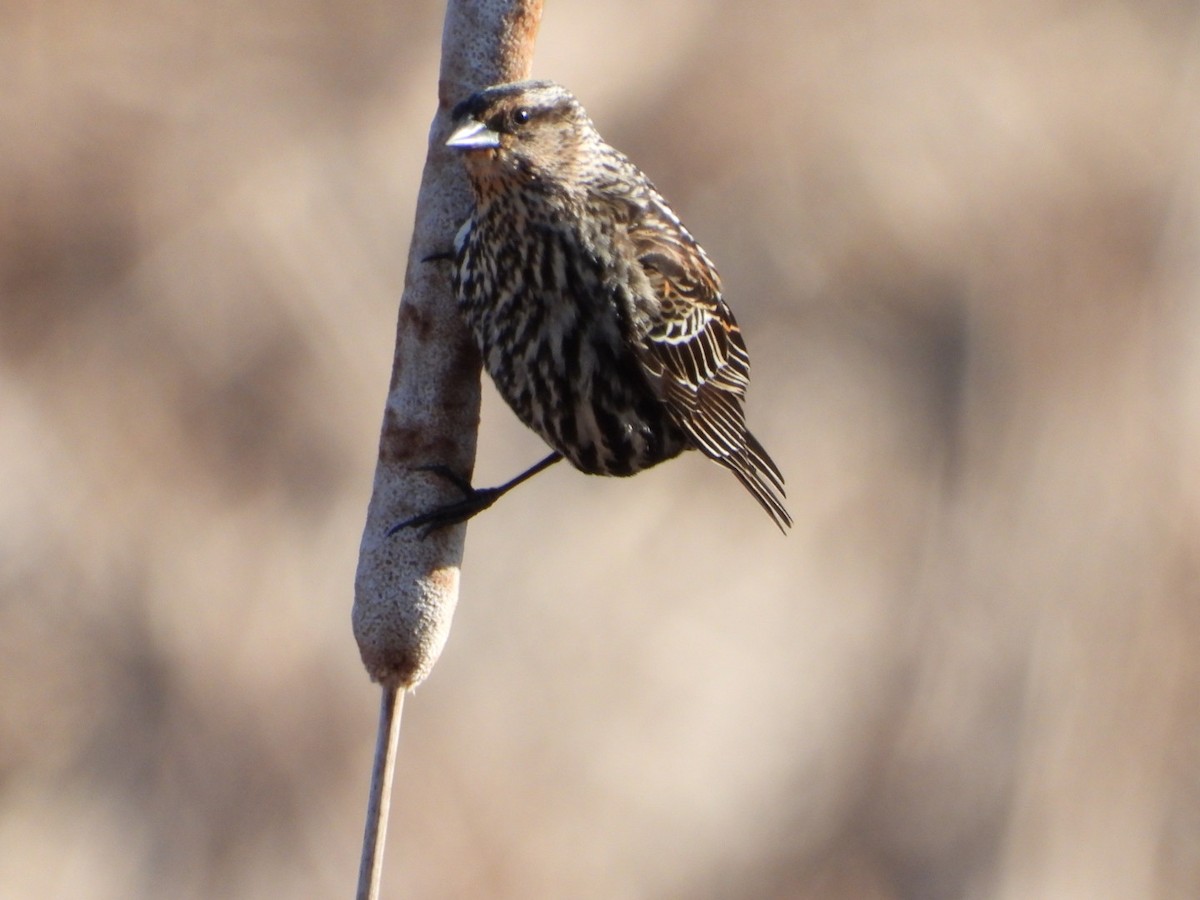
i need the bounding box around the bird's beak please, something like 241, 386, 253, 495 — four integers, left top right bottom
446, 119, 501, 151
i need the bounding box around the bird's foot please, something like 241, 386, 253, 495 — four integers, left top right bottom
386, 465, 502, 539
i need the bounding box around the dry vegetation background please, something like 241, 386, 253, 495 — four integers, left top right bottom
3, 1, 1200, 897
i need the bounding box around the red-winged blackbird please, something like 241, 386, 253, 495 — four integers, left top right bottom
393, 80, 791, 534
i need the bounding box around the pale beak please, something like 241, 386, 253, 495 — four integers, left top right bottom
446, 119, 501, 150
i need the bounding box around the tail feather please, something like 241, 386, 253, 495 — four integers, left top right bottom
721, 434, 792, 533
743, 431, 786, 494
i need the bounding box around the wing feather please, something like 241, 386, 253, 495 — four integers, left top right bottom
624, 195, 792, 531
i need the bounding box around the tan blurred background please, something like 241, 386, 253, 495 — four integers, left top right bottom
3, 1, 1200, 897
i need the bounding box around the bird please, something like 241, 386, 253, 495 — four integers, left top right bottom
391, 79, 791, 535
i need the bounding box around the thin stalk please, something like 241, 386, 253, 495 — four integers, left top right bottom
356, 686, 405, 900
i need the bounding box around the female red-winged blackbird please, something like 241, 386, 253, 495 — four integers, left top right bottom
394, 80, 791, 534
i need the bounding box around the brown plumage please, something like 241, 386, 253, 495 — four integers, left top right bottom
393, 80, 790, 535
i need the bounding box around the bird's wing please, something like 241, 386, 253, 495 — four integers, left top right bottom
626, 196, 786, 499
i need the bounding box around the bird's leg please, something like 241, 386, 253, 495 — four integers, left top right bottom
387, 452, 564, 538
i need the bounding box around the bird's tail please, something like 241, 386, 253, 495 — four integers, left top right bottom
722, 432, 792, 533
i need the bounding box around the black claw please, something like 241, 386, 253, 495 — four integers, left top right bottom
386, 486, 503, 539
386, 453, 563, 539
386, 463, 498, 539
422, 248, 456, 264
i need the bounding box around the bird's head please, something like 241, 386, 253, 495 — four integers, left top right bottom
446, 80, 594, 191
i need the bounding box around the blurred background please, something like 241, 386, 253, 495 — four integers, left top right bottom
3, 1, 1199, 897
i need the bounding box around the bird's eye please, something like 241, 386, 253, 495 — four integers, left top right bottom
512, 107, 532, 126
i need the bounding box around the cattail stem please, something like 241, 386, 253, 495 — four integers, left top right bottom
351, 1, 542, 897
356, 686, 404, 900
